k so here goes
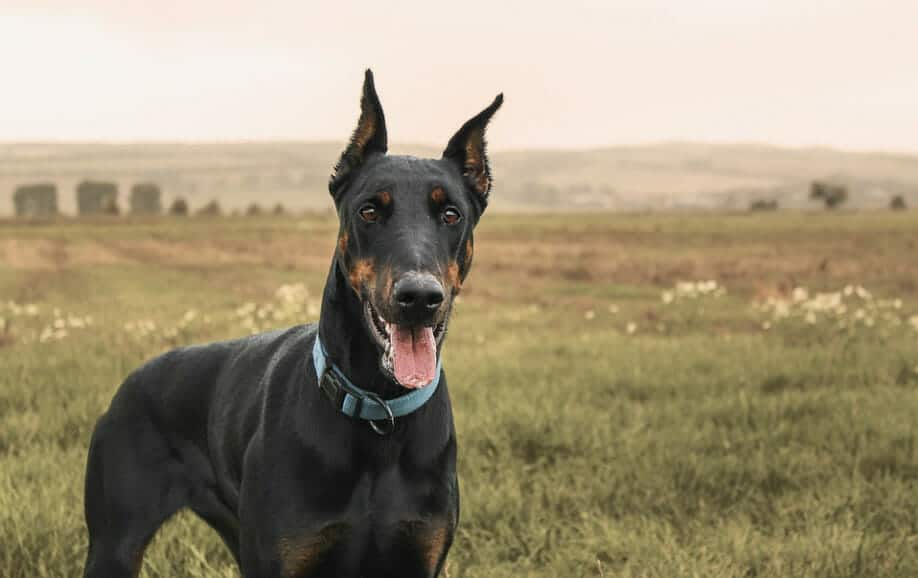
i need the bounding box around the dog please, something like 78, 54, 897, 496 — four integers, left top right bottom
82, 70, 502, 578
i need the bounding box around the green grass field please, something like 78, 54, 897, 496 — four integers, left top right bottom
1, 212, 917, 577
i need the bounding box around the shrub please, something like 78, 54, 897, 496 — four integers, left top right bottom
76, 180, 119, 216
196, 200, 222, 217
168, 198, 189, 216
749, 199, 778, 212
13, 183, 58, 217
809, 181, 848, 210
130, 183, 163, 215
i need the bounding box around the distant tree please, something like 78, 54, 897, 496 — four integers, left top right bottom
77, 180, 119, 216
246, 203, 262, 216
168, 198, 189, 216
130, 183, 163, 215
272, 203, 286, 215
809, 181, 848, 210
197, 200, 222, 216
890, 195, 907, 211
749, 199, 778, 212
13, 183, 58, 217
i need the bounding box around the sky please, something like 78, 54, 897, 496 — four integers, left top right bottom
1, 1, 917, 152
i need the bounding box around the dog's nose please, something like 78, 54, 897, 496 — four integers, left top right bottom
393, 273, 444, 322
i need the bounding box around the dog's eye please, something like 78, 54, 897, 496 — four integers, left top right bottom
359, 204, 379, 223
442, 206, 462, 226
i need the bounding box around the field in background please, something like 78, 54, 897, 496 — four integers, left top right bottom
1, 211, 917, 577
3, 141, 918, 214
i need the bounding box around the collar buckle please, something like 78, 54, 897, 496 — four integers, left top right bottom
318, 368, 346, 409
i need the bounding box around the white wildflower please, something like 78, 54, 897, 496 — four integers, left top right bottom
626, 322, 637, 335
608, 304, 619, 314
584, 310, 595, 321
237, 303, 256, 317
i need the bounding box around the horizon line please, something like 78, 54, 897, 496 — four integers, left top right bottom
2, 139, 918, 159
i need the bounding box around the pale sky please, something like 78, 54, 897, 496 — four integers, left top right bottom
2, 1, 917, 152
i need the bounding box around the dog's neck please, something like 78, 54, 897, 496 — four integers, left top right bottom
317, 261, 405, 398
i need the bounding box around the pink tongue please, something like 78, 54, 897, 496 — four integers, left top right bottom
390, 325, 437, 388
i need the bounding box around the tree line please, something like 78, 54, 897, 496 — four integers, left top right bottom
11, 181, 286, 218
749, 180, 908, 212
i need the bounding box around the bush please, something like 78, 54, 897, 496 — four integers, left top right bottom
76, 180, 119, 216
130, 183, 163, 215
809, 181, 848, 210
13, 183, 58, 217
890, 195, 907, 211
246, 203, 262, 216
168, 198, 189, 216
749, 199, 778, 212
273, 203, 285, 215
196, 200, 222, 217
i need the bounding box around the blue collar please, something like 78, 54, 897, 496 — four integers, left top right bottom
312, 334, 442, 429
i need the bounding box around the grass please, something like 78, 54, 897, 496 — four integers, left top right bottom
1, 211, 917, 577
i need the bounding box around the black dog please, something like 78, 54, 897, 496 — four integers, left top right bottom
82, 70, 502, 578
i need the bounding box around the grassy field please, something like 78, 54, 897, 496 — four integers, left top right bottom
1, 211, 917, 577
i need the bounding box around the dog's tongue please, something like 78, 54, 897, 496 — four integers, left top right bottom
390, 324, 437, 388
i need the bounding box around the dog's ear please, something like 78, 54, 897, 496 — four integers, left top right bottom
329, 69, 388, 200
442, 94, 503, 208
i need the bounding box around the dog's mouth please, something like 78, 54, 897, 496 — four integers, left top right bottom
364, 301, 448, 389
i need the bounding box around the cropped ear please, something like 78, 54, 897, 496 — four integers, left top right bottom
442, 94, 503, 208
329, 69, 388, 200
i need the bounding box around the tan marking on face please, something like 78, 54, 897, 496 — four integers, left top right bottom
465, 239, 474, 267
348, 258, 376, 296
379, 265, 394, 307
431, 187, 447, 204
338, 231, 348, 255
278, 524, 349, 578
445, 260, 462, 294
377, 190, 392, 207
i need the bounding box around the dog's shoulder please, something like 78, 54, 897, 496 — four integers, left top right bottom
111, 324, 317, 410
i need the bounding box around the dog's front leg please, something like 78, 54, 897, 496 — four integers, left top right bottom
237, 438, 360, 578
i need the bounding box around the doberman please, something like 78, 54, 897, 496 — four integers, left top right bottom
81, 70, 502, 578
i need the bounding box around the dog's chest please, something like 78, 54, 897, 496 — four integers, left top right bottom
277, 463, 457, 577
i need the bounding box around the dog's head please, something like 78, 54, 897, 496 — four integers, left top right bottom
329, 70, 502, 389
